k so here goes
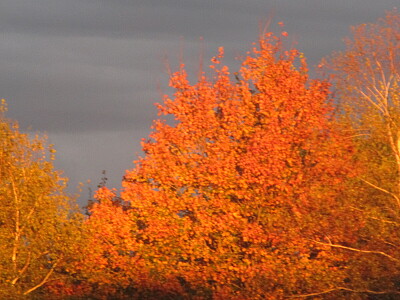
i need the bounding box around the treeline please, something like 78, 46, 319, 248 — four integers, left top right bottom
1, 11, 399, 300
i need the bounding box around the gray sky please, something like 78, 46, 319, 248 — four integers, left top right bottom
0, 0, 397, 206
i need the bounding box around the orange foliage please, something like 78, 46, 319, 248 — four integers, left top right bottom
80, 31, 360, 299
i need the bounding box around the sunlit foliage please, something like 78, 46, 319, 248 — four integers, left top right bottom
81, 31, 359, 299
0, 100, 82, 298
324, 9, 400, 296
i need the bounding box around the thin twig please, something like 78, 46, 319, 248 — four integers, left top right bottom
349, 206, 400, 226
313, 240, 399, 263
288, 286, 399, 298
344, 133, 371, 139
359, 178, 400, 210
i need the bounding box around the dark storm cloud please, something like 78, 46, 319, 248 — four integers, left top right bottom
0, 35, 231, 134
0, 34, 161, 133
0, 0, 265, 41
0, 0, 265, 134
0, 0, 398, 203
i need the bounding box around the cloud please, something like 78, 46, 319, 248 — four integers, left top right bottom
0, 0, 268, 41
1, 0, 398, 205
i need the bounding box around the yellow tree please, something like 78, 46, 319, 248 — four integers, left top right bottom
324, 9, 400, 295
0, 100, 83, 298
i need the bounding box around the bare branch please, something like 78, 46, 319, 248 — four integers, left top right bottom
344, 133, 371, 139
365, 86, 388, 114
358, 88, 386, 115
359, 178, 400, 210
9, 171, 21, 274
288, 286, 400, 298
366, 215, 400, 226
313, 240, 399, 263
11, 251, 32, 285
22, 257, 61, 296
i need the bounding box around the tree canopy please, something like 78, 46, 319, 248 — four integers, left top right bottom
79, 31, 364, 299
0, 100, 83, 298
323, 9, 400, 296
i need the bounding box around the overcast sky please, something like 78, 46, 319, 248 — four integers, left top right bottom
1, 0, 398, 206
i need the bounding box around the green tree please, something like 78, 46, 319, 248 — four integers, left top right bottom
0, 100, 83, 298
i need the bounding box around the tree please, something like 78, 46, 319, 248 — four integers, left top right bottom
323, 9, 400, 296
79, 30, 360, 299
0, 100, 83, 298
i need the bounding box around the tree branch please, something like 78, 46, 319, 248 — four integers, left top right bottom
288, 286, 400, 298
350, 208, 400, 226
359, 178, 400, 210
11, 251, 31, 285
22, 257, 61, 296
313, 240, 399, 263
